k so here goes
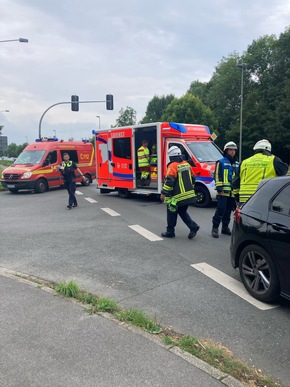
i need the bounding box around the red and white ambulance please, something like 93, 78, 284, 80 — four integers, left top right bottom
94, 122, 222, 207
1, 137, 96, 193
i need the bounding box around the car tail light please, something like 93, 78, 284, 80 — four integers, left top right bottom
234, 207, 241, 224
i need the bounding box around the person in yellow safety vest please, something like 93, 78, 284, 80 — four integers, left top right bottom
150, 143, 158, 182
160, 146, 200, 239
138, 139, 151, 185
232, 139, 288, 204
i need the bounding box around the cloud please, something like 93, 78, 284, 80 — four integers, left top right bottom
0, 0, 289, 144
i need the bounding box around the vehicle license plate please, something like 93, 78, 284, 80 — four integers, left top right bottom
6, 184, 15, 188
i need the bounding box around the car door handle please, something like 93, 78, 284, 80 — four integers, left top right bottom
272, 223, 289, 232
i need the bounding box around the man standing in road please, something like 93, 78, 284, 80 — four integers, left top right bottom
211, 141, 239, 238
233, 139, 288, 205
58, 152, 85, 209
160, 146, 199, 239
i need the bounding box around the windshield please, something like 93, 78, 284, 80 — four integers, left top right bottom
14, 150, 46, 165
186, 141, 222, 162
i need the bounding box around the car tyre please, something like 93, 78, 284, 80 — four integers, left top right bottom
118, 188, 131, 198
35, 178, 48, 193
239, 244, 280, 302
193, 185, 211, 208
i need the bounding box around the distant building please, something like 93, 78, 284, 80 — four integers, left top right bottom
0, 136, 8, 156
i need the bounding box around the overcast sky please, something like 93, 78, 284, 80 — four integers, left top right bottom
1, 0, 290, 145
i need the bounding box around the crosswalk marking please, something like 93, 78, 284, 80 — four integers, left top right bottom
75, 191, 83, 195
84, 197, 98, 203
101, 208, 120, 217
191, 262, 279, 310
129, 225, 163, 241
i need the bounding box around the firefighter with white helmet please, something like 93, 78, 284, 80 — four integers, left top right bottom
211, 141, 239, 238
232, 139, 288, 204
160, 145, 199, 239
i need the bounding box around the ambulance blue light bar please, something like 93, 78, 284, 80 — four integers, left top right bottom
169, 122, 187, 133
35, 137, 59, 142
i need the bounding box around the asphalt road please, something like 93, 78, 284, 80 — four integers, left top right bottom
1, 183, 289, 385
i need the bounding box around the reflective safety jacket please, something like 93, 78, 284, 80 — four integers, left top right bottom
239, 153, 276, 202
61, 160, 77, 181
137, 146, 150, 167
214, 157, 239, 197
161, 160, 196, 206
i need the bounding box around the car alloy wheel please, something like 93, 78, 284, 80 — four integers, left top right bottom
239, 244, 280, 303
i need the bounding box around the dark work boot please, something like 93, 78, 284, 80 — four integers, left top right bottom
222, 226, 231, 235
188, 225, 200, 239
211, 227, 219, 238
161, 232, 175, 238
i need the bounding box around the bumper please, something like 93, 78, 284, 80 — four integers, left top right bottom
1, 180, 37, 190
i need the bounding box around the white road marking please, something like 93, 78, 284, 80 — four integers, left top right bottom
101, 208, 120, 217
84, 197, 98, 203
129, 225, 163, 241
75, 191, 83, 195
191, 262, 279, 310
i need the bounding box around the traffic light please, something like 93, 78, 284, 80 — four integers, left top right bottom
106, 94, 114, 110
71, 95, 79, 111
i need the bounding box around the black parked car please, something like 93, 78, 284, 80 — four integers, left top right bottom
231, 175, 290, 303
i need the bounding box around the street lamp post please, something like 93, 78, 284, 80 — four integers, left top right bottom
0, 38, 29, 43
96, 115, 101, 130
237, 63, 246, 164
53, 130, 56, 138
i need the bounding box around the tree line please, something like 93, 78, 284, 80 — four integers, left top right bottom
115, 26, 290, 163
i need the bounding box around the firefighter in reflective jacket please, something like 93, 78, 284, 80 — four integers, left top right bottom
160, 146, 200, 239
211, 141, 239, 238
232, 139, 288, 204
58, 152, 85, 209
137, 139, 150, 185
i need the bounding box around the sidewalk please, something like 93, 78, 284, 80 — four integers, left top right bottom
0, 271, 244, 387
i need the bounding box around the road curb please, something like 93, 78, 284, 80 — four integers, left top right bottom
0, 266, 245, 387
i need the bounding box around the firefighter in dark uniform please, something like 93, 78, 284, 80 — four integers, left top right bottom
160, 146, 200, 239
211, 141, 239, 238
58, 152, 85, 209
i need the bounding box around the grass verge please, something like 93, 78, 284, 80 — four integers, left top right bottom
52, 279, 283, 387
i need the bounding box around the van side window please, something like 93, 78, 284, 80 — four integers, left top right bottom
113, 138, 131, 159
60, 150, 78, 163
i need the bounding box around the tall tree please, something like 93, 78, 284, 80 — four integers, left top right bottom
112, 106, 137, 127
140, 94, 175, 123
162, 92, 217, 131
187, 80, 208, 100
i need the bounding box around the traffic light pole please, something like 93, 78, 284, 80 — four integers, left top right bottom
38, 99, 108, 139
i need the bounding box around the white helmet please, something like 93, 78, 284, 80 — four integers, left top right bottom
168, 146, 181, 157
224, 141, 237, 151
253, 139, 272, 152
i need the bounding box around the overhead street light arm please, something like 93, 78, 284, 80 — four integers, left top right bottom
0, 38, 29, 43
